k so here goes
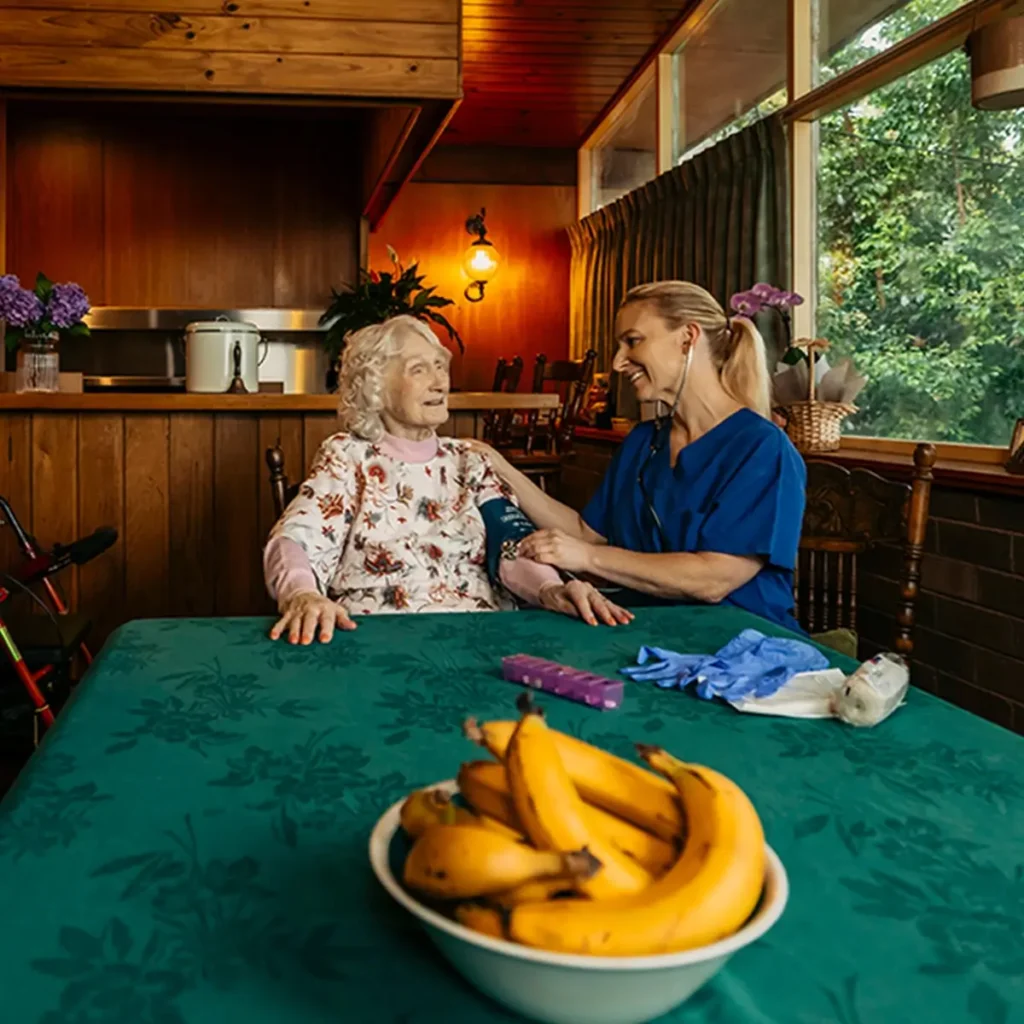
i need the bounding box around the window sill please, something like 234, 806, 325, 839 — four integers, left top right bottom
827, 437, 1022, 496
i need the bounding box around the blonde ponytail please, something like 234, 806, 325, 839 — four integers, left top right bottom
720, 316, 771, 419
620, 281, 772, 419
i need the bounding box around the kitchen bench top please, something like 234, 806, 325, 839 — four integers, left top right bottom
0, 391, 559, 413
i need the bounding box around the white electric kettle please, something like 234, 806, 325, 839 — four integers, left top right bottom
184, 318, 266, 393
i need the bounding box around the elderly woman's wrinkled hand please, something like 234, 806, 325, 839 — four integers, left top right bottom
538, 579, 633, 627
269, 590, 357, 645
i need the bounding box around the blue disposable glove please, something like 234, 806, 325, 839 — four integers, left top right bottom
622, 629, 830, 701
619, 645, 712, 689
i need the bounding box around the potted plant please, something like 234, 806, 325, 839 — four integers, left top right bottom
320, 247, 463, 392
1, 273, 90, 393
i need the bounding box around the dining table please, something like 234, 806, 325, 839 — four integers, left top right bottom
0, 605, 1021, 1024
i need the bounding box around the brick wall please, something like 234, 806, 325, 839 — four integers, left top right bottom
562, 438, 1024, 734
858, 488, 1024, 734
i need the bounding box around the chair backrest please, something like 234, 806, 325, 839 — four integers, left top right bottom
266, 446, 300, 521
798, 442, 936, 655
483, 356, 524, 445
526, 349, 597, 454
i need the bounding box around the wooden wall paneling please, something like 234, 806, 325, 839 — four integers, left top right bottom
213, 415, 262, 616
77, 413, 124, 647
103, 114, 192, 306
302, 414, 340, 475
370, 182, 575, 390
185, 117, 277, 309
0, 414, 32, 576
0, 98, 7, 273
7, 107, 105, 301
4, 0, 461, 23
31, 413, 80, 609
0, 48, 459, 99
0, 12, 459, 59
257, 413, 302, 542
362, 104, 420, 215
273, 121, 360, 308
168, 414, 216, 617
124, 414, 170, 620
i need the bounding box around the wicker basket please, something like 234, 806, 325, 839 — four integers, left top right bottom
782, 400, 857, 453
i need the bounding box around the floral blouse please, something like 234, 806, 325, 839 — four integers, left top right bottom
268, 432, 517, 615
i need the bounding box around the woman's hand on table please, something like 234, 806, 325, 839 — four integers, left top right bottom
518, 528, 598, 574
270, 590, 356, 644
538, 579, 633, 627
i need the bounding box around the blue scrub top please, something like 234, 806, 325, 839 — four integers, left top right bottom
582, 409, 806, 631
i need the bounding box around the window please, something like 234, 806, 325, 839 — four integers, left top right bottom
590, 77, 657, 212
673, 0, 787, 162
815, 0, 972, 84
817, 46, 1024, 445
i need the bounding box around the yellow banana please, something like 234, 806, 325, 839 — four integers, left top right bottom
505, 702, 652, 899
475, 813, 526, 843
460, 758, 676, 876
454, 902, 508, 940
509, 750, 766, 957
457, 760, 520, 827
465, 717, 683, 843
491, 877, 580, 909
404, 824, 600, 901
399, 787, 475, 838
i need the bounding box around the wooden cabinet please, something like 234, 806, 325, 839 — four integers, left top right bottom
0, 393, 557, 646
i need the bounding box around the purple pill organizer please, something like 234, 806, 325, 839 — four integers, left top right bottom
501, 654, 624, 710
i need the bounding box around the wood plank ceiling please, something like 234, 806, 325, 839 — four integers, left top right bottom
445, 0, 682, 148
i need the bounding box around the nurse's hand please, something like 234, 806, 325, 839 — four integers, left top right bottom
517, 528, 595, 573
538, 580, 633, 627
270, 590, 357, 644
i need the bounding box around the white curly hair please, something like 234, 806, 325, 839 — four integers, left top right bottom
336, 315, 451, 442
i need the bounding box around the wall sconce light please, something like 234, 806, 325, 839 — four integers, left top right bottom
462, 208, 500, 303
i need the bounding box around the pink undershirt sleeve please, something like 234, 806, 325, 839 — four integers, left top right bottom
264, 536, 320, 607
499, 557, 561, 606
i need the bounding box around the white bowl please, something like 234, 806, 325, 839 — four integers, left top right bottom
368, 780, 789, 1024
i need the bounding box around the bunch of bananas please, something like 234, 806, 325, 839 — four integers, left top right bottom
400, 695, 766, 958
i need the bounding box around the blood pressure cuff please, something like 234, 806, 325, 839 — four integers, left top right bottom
479, 497, 539, 588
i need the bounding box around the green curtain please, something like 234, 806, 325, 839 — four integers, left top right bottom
568, 114, 789, 375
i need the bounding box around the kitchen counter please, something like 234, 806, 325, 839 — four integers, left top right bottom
0, 390, 559, 646
0, 392, 559, 412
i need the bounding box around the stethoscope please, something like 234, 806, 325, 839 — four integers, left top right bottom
636, 342, 694, 552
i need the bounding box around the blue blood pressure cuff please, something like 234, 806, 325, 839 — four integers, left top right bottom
479, 497, 539, 588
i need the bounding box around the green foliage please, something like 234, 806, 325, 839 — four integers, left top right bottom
319, 246, 463, 360
817, 0, 1024, 445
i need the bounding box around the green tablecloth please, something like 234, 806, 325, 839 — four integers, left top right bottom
1, 607, 1021, 1024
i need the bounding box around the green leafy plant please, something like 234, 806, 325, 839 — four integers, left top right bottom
319, 246, 463, 361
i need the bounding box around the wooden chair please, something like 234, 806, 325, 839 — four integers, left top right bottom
797, 442, 936, 657
502, 349, 597, 492
482, 355, 524, 447
267, 446, 300, 520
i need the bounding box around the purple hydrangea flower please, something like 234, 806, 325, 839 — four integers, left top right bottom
0, 276, 44, 328
47, 282, 90, 328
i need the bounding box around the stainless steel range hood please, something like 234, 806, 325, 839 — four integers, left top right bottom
84, 307, 326, 332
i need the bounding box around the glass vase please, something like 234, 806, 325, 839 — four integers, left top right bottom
15, 331, 59, 393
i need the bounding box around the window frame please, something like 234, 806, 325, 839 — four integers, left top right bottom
577, 0, 1023, 462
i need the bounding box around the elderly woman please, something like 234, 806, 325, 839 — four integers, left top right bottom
263, 315, 632, 644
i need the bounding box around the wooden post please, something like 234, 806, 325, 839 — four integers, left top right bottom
894, 442, 937, 655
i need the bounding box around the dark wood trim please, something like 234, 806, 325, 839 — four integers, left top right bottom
366, 96, 461, 229
821, 448, 1024, 497
414, 144, 577, 185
